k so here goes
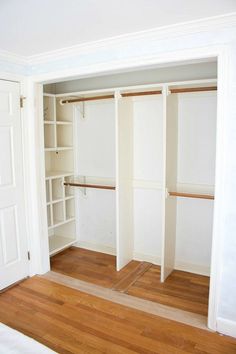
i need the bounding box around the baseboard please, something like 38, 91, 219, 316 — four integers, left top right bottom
74, 241, 116, 256
174, 260, 210, 276
73, 244, 210, 277
133, 252, 161, 265
217, 317, 236, 338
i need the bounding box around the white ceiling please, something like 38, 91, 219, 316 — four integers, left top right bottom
0, 0, 236, 56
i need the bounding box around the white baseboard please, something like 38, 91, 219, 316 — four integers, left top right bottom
73, 243, 210, 277
217, 317, 236, 338
74, 241, 116, 256
133, 252, 161, 265
74, 242, 161, 265
174, 260, 210, 276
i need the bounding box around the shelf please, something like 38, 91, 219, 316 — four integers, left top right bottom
45, 171, 73, 179
48, 217, 75, 230
44, 120, 55, 124
45, 147, 73, 152
49, 235, 76, 256
47, 196, 74, 206
56, 121, 72, 125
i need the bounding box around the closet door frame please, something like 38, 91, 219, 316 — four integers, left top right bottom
30, 45, 229, 332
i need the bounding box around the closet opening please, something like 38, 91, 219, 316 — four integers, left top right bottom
41, 59, 218, 325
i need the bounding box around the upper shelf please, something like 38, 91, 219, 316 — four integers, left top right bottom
45, 170, 74, 179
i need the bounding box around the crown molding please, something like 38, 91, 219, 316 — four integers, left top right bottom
28, 12, 236, 65
0, 12, 236, 70
0, 49, 28, 65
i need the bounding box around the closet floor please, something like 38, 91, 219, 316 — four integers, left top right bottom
50, 247, 209, 316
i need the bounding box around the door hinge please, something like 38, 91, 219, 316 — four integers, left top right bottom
27, 251, 31, 261
20, 96, 26, 108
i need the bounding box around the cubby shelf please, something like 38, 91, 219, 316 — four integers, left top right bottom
48, 217, 75, 230
49, 235, 76, 256
45, 147, 73, 152
44, 120, 55, 124
56, 121, 72, 125
47, 196, 74, 206
44, 93, 76, 256
45, 171, 73, 179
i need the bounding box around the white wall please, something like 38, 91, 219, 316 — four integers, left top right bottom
46, 62, 217, 94
75, 99, 116, 253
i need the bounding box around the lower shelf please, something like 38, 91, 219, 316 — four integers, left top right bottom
49, 235, 76, 256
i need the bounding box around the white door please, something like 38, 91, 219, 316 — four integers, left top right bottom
0, 80, 29, 289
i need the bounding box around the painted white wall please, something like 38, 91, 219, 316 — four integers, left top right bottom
0, 1, 235, 56
75, 99, 116, 253
49, 62, 217, 94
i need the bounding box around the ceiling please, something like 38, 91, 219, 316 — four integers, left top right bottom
0, 0, 236, 57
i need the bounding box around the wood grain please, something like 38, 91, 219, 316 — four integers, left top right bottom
0, 277, 235, 354
170, 86, 217, 94
169, 191, 214, 200
51, 247, 210, 316
50, 247, 143, 288
126, 265, 210, 316
64, 182, 116, 190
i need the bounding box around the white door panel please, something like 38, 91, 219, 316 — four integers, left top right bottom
0, 80, 29, 289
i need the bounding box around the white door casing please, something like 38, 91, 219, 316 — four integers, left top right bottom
0, 80, 29, 289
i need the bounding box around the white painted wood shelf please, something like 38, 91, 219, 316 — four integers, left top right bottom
44, 93, 76, 256
49, 235, 76, 256
43, 80, 217, 283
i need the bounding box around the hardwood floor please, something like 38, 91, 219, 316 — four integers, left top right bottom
0, 276, 235, 354
51, 247, 142, 288
51, 247, 209, 315
126, 266, 209, 316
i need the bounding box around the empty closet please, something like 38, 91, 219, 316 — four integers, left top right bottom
43, 78, 217, 284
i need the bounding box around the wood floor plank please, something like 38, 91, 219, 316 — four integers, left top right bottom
0, 277, 235, 354
112, 261, 152, 292
51, 247, 210, 316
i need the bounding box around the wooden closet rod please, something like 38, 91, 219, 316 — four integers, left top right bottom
60, 86, 216, 104
169, 191, 214, 200
60, 90, 162, 104
64, 182, 116, 190
170, 86, 217, 94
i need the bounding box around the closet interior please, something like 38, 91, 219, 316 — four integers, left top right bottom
42, 61, 217, 317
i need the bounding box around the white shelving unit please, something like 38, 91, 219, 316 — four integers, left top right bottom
43, 79, 216, 278
43, 93, 76, 255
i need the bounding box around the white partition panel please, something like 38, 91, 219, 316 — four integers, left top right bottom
132, 95, 164, 263
161, 93, 178, 282
116, 95, 133, 271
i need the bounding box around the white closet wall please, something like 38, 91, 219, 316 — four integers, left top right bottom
75, 99, 116, 253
